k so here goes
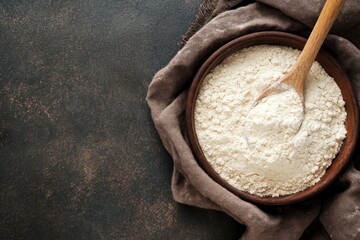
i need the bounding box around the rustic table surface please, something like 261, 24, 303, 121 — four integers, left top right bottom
0, 0, 243, 239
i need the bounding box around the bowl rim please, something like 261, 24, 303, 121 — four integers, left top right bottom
185, 31, 359, 205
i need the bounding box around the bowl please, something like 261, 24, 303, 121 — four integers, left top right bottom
185, 31, 359, 205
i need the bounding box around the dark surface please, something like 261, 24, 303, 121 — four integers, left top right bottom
0, 0, 242, 239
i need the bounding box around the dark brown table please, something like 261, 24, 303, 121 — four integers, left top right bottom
0, 0, 242, 239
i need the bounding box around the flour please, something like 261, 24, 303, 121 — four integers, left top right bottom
245, 89, 303, 149
194, 45, 347, 197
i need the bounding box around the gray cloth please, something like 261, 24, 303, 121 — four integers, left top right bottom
147, 0, 360, 239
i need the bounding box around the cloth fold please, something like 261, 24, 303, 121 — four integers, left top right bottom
147, 0, 360, 239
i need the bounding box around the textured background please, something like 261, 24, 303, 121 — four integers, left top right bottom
0, 0, 243, 239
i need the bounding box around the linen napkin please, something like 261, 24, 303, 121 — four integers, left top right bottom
147, 0, 360, 239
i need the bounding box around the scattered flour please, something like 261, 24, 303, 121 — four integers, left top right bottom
194, 45, 347, 197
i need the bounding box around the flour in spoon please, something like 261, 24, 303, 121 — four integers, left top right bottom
195, 45, 347, 197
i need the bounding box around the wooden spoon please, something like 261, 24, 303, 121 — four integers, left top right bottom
253, 0, 346, 106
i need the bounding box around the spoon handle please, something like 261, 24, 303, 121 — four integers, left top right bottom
293, 0, 346, 80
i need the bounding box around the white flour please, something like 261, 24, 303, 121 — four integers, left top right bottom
195, 45, 347, 197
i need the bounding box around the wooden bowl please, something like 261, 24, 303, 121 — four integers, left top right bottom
185, 31, 359, 205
